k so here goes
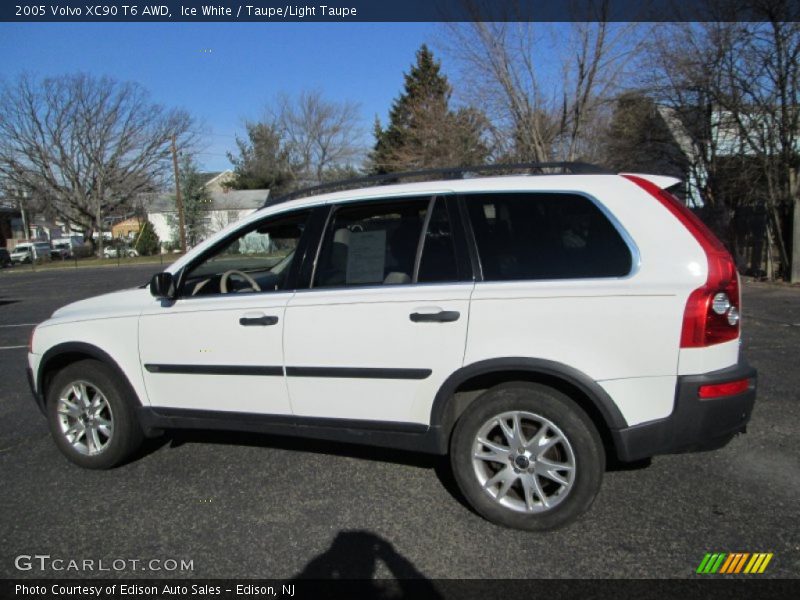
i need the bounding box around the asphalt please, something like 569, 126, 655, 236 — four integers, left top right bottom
0, 265, 798, 580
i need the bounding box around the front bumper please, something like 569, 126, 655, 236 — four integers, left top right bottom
26, 366, 46, 415
613, 361, 756, 462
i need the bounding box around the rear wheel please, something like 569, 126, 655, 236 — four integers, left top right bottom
46, 360, 143, 469
450, 382, 605, 531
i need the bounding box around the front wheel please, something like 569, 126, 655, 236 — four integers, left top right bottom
450, 382, 605, 531
46, 360, 143, 469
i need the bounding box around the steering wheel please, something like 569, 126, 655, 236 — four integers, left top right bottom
220, 270, 262, 294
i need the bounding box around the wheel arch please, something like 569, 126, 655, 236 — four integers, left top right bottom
430, 358, 628, 456
37, 342, 143, 409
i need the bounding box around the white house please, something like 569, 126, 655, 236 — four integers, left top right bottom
142, 173, 269, 246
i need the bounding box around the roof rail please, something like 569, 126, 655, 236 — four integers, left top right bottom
263, 161, 612, 207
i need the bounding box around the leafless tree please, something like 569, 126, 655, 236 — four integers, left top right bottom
271, 90, 364, 187
441, 1, 640, 163
0, 73, 195, 253
720, 13, 800, 281
645, 1, 799, 280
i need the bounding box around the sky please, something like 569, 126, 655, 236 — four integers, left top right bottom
0, 22, 441, 172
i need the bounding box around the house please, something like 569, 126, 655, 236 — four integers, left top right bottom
657, 104, 799, 277
201, 170, 236, 194
131, 169, 268, 247
145, 188, 269, 246
0, 203, 21, 250
0, 202, 78, 250
111, 217, 141, 240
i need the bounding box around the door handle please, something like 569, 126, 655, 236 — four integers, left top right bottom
409, 310, 460, 323
239, 315, 279, 326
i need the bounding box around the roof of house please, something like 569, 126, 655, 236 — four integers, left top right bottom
111, 217, 141, 229
144, 189, 270, 213
198, 172, 223, 187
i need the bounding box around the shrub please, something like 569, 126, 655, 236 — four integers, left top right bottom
134, 221, 160, 256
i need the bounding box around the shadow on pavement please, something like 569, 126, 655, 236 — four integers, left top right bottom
288, 530, 442, 597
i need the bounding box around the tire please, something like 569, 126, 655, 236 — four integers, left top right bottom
46, 359, 143, 469
450, 382, 605, 531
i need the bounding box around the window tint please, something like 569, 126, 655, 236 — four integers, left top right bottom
417, 198, 459, 283
465, 193, 632, 281
180, 210, 310, 296
314, 198, 429, 288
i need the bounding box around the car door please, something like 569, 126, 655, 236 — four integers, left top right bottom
283, 195, 474, 425
138, 208, 313, 415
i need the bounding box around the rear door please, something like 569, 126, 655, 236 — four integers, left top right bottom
283, 195, 474, 425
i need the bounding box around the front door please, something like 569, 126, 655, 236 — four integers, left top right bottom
138, 208, 312, 415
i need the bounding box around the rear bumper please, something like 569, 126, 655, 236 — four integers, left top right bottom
613, 361, 756, 462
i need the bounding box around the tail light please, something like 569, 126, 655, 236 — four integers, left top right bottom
698, 378, 750, 399
623, 175, 740, 348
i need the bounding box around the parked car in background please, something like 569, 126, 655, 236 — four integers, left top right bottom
51, 237, 87, 259
10, 241, 52, 264
103, 244, 139, 259
51, 241, 72, 260
0, 248, 12, 268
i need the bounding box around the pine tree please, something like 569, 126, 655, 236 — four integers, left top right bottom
372, 45, 488, 174
601, 92, 687, 179
167, 155, 214, 247
134, 220, 160, 256
226, 122, 295, 195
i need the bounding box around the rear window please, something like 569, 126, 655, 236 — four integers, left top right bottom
465, 193, 633, 281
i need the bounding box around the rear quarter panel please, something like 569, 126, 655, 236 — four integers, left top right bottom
463, 176, 710, 426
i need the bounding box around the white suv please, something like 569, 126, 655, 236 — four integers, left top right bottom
26, 165, 756, 530
11, 241, 52, 264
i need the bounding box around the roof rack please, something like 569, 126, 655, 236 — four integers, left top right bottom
263, 161, 612, 207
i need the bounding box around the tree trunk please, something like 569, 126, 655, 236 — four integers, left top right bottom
792, 196, 800, 283
768, 204, 790, 280
95, 206, 104, 257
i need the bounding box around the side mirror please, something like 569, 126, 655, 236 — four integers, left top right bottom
150, 272, 177, 299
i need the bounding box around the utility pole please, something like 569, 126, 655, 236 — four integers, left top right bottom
171, 134, 187, 253
18, 190, 29, 241
791, 167, 800, 283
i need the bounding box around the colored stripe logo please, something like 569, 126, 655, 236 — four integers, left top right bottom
697, 552, 773, 574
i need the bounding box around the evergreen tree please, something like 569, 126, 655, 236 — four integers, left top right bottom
134, 220, 160, 256
601, 92, 688, 179
372, 45, 488, 174
168, 155, 213, 247
226, 122, 295, 195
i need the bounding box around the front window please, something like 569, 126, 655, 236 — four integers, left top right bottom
179, 210, 310, 296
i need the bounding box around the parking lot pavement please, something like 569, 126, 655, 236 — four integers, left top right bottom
1, 267, 798, 580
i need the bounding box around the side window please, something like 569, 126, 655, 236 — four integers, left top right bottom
312, 196, 461, 288
465, 193, 632, 281
313, 198, 429, 288
180, 210, 311, 296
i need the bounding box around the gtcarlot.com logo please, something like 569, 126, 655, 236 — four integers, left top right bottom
697, 552, 773, 574
14, 554, 194, 573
